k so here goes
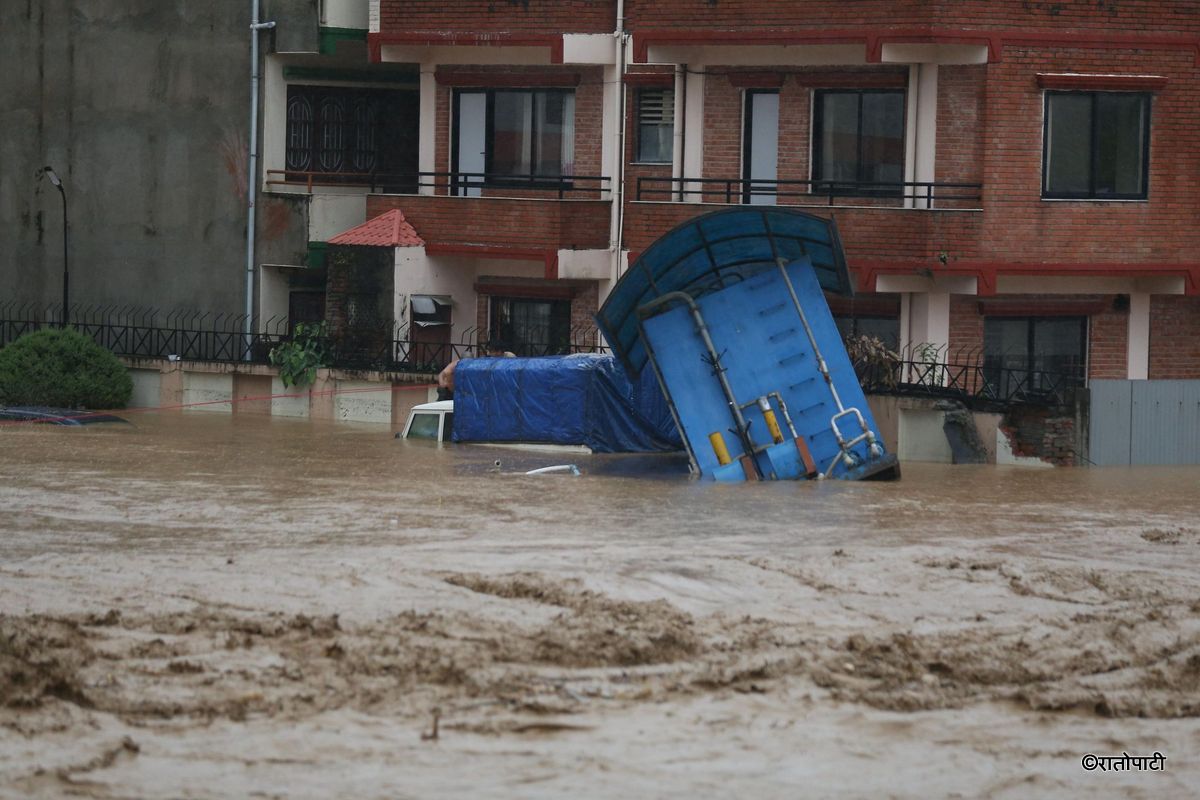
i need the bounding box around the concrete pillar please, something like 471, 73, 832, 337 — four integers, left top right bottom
682, 68, 705, 203
906, 64, 938, 209
1127, 291, 1150, 380
418, 68, 437, 195
904, 291, 950, 353
602, 64, 618, 201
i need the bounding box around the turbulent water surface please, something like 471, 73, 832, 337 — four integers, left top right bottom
1, 412, 1198, 798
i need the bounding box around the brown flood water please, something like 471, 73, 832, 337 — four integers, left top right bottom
1, 412, 1199, 798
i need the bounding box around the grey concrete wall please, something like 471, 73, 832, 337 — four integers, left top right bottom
0, 0, 315, 314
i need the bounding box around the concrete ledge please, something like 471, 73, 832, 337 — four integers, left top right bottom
119, 357, 436, 426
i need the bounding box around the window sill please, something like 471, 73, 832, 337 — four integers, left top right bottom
1040, 197, 1149, 203
630, 161, 673, 167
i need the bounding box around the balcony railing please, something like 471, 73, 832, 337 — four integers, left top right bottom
636, 176, 982, 208
267, 170, 611, 200
853, 343, 1086, 409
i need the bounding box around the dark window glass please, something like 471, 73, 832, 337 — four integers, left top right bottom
1043, 91, 1149, 199
637, 88, 675, 163
813, 90, 905, 194
983, 316, 1087, 401
489, 297, 571, 356
458, 90, 575, 182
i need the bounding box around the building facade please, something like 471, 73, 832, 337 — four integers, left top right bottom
340, 0, 1199, 379
6, 1, 1199, 383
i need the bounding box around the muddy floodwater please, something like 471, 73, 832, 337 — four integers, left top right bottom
1, 412, 1198, 798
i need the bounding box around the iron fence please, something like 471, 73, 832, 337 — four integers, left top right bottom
853, 342, 1087, 409
0, 302, 609, 374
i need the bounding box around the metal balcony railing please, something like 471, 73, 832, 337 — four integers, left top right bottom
266, 169, 611, 200
636, 176, 983, 208
852, 343, 1086, 409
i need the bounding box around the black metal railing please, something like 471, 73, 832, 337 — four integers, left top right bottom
0, 302, 610, 375
636, 176, 983, 207
854, 343, 1086, 408
266, 169, 611, 200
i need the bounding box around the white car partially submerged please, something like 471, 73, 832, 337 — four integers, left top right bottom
401, 400, 454, 442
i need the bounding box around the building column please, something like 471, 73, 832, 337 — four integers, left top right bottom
1127, 291, 1150, 379
418, 67, 437, 196
901, 290, 950, 352
681, 68, 705, 203
905, 64, 938, 209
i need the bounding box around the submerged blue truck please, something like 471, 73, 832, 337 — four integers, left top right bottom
405, 207, 898, 483
596, 207, 898, 482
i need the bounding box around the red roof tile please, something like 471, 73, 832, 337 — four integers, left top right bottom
328, 208, 424, 248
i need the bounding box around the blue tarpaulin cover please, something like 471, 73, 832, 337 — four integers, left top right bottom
452, 354, 682, 453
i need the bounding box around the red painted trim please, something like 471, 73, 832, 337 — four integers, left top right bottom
474, 282, 576, 300
853, 260, 1200, 296
371, 32, 564, 63
436, 71, 581, 88
1036, 73, 1169, 91
977, 300, 1112, 317
624, 72, 675, 87
425, 244, 559, 280
727, 71, 785, 88
631, 27, 1200, 65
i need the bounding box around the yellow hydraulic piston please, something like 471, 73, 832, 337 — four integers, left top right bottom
708, 431, 732, 465
758, 396, 785, 444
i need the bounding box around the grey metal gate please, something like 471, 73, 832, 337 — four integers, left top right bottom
1089, 380, 1200, 466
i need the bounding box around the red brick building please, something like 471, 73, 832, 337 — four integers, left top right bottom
266, 0, 1200, 375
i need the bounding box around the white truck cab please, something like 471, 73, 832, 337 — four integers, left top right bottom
401, 400, 454, 442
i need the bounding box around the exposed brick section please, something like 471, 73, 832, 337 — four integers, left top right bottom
380, 1, 615, 35
980, 46, 1200, 264
949, 295, 985, 356
624, 202, 984, 275
1089, 303, 1128, 379
1149, 296, 1200, 378
936, 65, 986, 188
1002, 407, 1079, 467
625, 0, 1200, 34
368, 195, 612, 251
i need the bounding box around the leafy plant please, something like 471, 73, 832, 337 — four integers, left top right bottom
0, 327, 133, 409
270, 322, 331, 388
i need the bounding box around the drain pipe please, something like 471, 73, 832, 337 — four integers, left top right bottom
245, 1, 276, 355
608, 0, 628, 281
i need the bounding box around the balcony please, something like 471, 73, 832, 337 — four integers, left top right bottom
625, 176, 985, 270
635, 176, 981, 210
267, 170, 609, 200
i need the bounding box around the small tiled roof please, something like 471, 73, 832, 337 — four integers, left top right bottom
328, 209, 424, 248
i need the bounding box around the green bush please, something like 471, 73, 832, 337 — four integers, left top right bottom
269, 322, 330, 388
0, 328, 133, 409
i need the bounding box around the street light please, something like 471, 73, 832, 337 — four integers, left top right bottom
42, 166, 68, 327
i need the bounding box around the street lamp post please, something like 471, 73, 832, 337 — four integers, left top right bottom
42, 167, 68, 327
